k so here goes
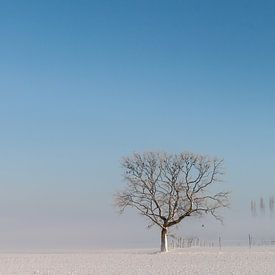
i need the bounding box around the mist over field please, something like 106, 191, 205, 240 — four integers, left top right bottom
0, 0, 275, 273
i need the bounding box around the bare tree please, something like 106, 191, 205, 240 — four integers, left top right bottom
114, 152, 230, 252
260, 197, 265, 215
250, 200, 257, 217
269, 197, 274, 216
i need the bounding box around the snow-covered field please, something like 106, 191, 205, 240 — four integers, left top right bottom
0, 246, 275, 274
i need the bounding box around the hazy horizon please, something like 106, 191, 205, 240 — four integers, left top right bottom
0, 0, 274, 250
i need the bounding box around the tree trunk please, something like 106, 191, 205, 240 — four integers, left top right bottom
160, 227, 168, 252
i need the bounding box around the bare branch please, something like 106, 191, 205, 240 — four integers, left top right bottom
114, 151, 230, 231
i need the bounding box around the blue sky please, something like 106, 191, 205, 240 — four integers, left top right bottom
0, 0, 275, 248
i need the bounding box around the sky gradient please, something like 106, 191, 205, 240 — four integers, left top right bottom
0, 0, 275, 249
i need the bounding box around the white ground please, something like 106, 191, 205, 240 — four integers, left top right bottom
0, 246, 275, 274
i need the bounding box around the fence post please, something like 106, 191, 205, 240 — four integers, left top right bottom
248, 234, 252, 249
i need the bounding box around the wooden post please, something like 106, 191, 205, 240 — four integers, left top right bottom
248, 234, 252, 249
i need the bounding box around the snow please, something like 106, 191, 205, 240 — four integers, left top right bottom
0, 246, 275, 274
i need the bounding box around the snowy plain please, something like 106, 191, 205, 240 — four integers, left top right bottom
0, 246, 275, 274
